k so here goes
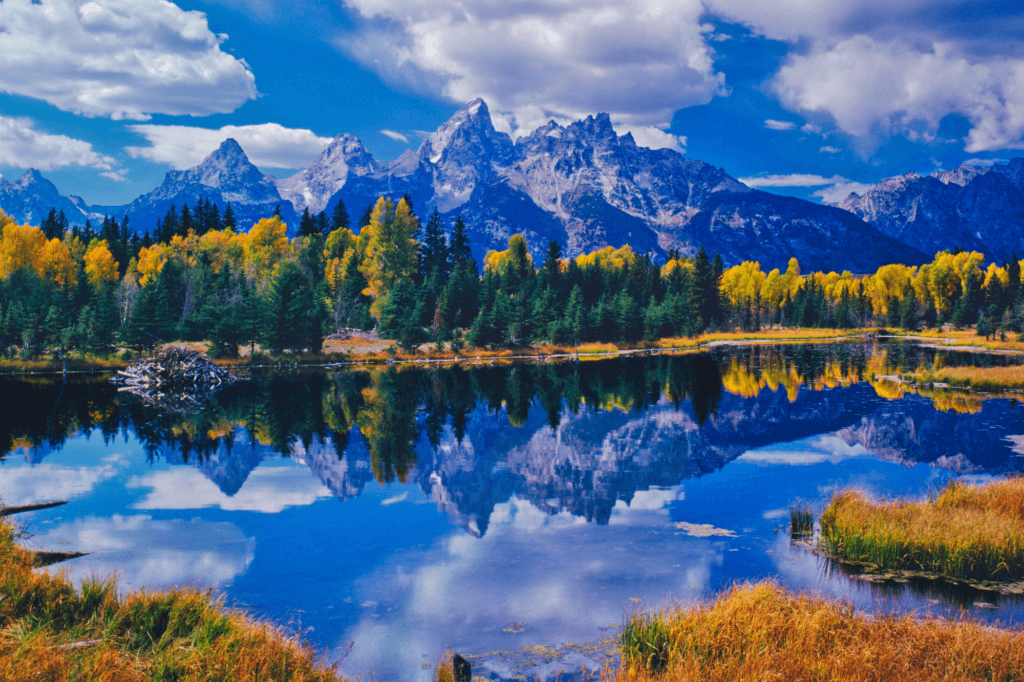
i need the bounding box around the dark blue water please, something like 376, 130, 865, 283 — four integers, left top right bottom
3, 343, 1024, 681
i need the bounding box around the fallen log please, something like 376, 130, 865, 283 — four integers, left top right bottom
0, 500, 68, 517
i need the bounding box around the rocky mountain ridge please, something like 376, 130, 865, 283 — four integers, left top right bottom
838, 159, 1024, 262
0, 99, 959, 271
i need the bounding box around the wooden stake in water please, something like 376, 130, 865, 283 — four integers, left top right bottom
453, 654, 471, 682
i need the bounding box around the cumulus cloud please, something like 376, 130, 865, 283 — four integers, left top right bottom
129, 465, 332, 513
705, 0, 1024, 152
380, 129, 409, 143
338, 0, 724, 141
30, 515, 255, 591
774, 37, 1024, 152
127, 123, 331, 169
615, 124, 687, 152
0, 0, 256, 120
0, 116, 115, 171
738, 173, 847, 188
813, 180, 875, 204
764, 119, 797, 131
0, 460, 120, 506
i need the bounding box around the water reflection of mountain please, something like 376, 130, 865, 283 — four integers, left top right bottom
4, 345, 1024, 534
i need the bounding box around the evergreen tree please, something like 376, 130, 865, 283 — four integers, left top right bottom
449, 216, 473, 265
263, 260, 311, 354
690, 247, 719, 331
420, 208, 449, 279
332, 199, 350, 231
315, 211, 330, 238
298, 208, 318, 237
223, 202, 237, 231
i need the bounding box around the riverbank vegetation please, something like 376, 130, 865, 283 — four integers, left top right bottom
617, 582, 1024, 682
0, 518, 345, 681
2, 194, 1023, 365
819, 478, 1024, 582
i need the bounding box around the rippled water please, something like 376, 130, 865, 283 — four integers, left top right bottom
3, 341, 1024, 681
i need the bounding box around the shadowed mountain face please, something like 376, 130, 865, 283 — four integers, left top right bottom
839, 159, 1024, 262
5, 344, 1024, 536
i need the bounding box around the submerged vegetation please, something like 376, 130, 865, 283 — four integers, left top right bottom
819, 478, 1024, 582
617, 582, 1024, 682
0, 519, 345, 682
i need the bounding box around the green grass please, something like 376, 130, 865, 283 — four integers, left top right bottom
621, 610, 672, 673
819, 478, 1024, 582
789, 505, 814, 539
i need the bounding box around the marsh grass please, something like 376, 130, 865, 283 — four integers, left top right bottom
819, 478, 1024, 581
789, 505, 814, 539
918, 364, 1024, 390
620, 611, 671, 673
0, 519, 346, 681
613, 582, 1024, 682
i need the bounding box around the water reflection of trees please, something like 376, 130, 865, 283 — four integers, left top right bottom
3, 342, 1023, 483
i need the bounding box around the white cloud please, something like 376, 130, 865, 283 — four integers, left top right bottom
0, 460, 122, 507
0, 0, 256, 120
100, 168, 130, 182
29, 515, 255, 592
739, 435, 872, 466
380, 129, 409, 143
739, 173, 847, 188
338, 0, 724, 138
764, 119, 797, 131
703, 0, 1024, 152
129, 465, 332, 513
812, 180, 875, 204
127, 123, 331, 169
820, 146, 841, 154
614, 124, 687, 152
773, 37, 1024, 152
0, 116, 115, 171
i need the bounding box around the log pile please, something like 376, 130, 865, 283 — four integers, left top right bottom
115, 347, 237, 409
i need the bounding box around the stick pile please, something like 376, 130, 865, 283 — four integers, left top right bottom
116, 347, 236, 408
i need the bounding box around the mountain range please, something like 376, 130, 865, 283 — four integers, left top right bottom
6, 99, 1024, 270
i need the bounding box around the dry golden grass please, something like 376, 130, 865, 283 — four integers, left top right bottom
918, 364, 1024, 390
0, 519, 347, 682
614, 582, 1024, 682
819, 479, 1024, 581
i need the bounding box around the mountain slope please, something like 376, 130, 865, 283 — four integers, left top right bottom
838, 159, 1024, 262
121, 138, 297, 233
0, 170, 92, 226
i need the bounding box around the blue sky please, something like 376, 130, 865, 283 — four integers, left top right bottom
0, 0, 1021, 206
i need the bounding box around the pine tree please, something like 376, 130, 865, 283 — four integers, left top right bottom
315, 211, 330, 238
223, 202, 237, 231
298, 208, 318, 237
449, 216, 473, 266
264, 260, 311, 354
332, 200, 350, 231
420, 208, 449, 279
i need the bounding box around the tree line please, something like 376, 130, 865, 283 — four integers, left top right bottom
0, 194, 1019, 360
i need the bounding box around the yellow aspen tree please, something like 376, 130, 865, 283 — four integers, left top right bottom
242, 216, 291, 285
0, 222, 47, 279
360, 197, 419, 319
84, 240, 120, 289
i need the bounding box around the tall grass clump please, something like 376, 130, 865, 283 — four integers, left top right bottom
613, 582, 1024, 682
0, 518, 347, 681
819, 478, 1024, 581
789, 505, 814, 539
621, 611, 672, 673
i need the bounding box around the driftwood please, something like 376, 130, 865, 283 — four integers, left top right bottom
0, 500, 68, 517
114, 348, 237, 410
32, 551, 89, 568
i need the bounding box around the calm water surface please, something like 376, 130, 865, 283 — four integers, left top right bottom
3, 341, 1024, 680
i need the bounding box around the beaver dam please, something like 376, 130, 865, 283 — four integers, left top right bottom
114, 347, 238, 409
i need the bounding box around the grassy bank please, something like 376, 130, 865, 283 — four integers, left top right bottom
914, 364, 1024, 390
616, 582, 1024, 682
819, 478, 1024, 582
0, 519, 346, 682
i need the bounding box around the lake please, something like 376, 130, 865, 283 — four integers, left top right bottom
3, 341, 1024, 681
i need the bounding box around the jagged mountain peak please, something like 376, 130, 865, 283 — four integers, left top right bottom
422, 98, 513, 166
277, 133, 378, 214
